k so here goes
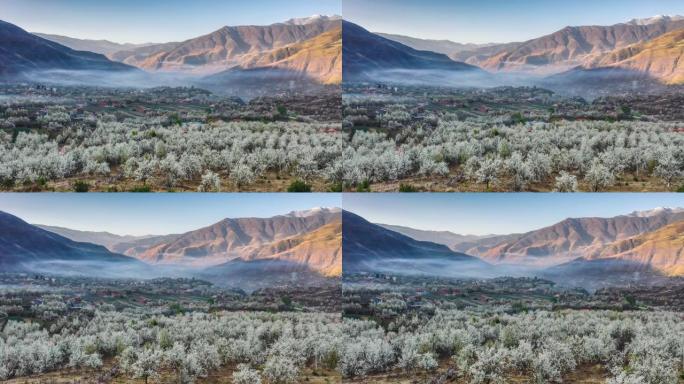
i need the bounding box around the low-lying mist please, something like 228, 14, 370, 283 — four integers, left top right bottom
21, 69, 199, 89
351, 257, 672, 292
14, 258, 332, 292
356, 67, 670, 100
359, 68, 514, 89
353, 258, 533, 279
19, 260, 161, 280
11, 68, 331, 100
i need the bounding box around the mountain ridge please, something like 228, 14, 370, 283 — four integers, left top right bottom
39, 208, 342, 276
342, 210, 490, 276
0, 19, 136, 77
113, 17, 340, 76
452, 15, 684, 81
342, 20, 484, 82
452, 208, 684, 269
0, 211, 141, 272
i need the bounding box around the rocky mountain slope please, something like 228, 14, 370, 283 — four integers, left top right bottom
452, 208, 684, 267
38, 208, 342, 277
582, 28, 684, 84
458, 15, 684, 75
586, 220, 684, 276
239, 217, 342, 276
234, 25, 341, 84
112, 16, 340, 76
127, 209, 341, 275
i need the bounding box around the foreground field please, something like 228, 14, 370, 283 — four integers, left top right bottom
0, 120, 344, 192
342, 309, 684, 384
344, 119, 684, 192
0, 310, 343, 383
0, 85, 343, 192
0, 275, 343, 383
342, 275, 684, 384
343, 84, 684, 192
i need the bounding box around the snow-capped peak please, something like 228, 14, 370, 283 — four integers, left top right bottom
284, 14, 341, 26
626, 15, 684, 26
286, 207, 341, 218
627, 207, 684, 217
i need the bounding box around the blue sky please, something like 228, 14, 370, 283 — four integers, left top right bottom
0, 193, 341, 236
343, 0, 684, 43
343, 193, 684, 235
1, 0, 341, 43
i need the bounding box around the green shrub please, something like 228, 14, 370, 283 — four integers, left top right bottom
287, 180, 312, 192
328, 182, 343, 192
356, 180, 371, 192
129, 185, 151, 192
399, 183, 419, 192
73, 180, 90, 192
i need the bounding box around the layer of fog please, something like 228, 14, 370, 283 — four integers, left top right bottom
358, 67, 668, 100
21, 69, 198, 89
353, 257, 533, 280
353, 257, 670, 292
12, 68, 330, 100
14, 258, 329, 292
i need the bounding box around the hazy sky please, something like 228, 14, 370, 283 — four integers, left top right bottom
343, 0, 684, 43
344, 193, 684, 235
0, 193, 341, 236
1, 0, 341, 43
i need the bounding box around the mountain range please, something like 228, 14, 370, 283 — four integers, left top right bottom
108, 16, 340, 77
347, 207, 684, 287
582, 28, 684, 84
2, 16, 342, 85
342, 20, 484, 82
6, 206, 683, 288
450, 207, 684, 269
0, 20, 135, 78
0, 211, 142, 273
452, 16, 684, 76
342, 210, 490, 276
32, 33, 156, 56
377, 224, 495, 247
35, 208, 341, 277
1, 208, 341, 287
375, 33, 497, 56
357, 15, 684, 85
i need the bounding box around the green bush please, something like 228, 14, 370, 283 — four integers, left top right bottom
73, 180, 90, 192
328, 182, 343, 192
399, 183, 419, 192
287, 180, 312, 192
356, 180, 371, 192
129, 185, 151, 192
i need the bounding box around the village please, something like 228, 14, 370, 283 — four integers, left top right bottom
343, 273, 684, 324
0, 272, 341, 324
